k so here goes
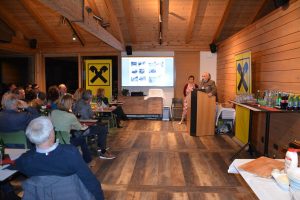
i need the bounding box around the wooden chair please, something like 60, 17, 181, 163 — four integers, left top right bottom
0, 130, 28, 149
98, 112, 117, 129
22, 174, 95, 200
171, 98, 183, 120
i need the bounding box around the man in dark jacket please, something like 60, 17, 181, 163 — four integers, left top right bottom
0, 94, 39, 132
14, 116, 104, 200
0, 93, 39, 200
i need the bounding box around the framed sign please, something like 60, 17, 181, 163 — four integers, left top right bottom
85, 59, 112, 98
235, 51, 252, 94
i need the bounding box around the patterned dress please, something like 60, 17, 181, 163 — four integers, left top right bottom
182, 83, 197, 119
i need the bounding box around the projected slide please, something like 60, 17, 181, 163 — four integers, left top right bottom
122, 57, 174, 86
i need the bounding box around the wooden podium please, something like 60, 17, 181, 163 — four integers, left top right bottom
187, 90, 216, 136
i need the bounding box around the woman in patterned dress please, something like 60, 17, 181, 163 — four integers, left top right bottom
179, 75, 198, 124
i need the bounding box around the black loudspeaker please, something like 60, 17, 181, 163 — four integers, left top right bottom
29, 39, 37, 49
125, 45, 132, 55
209, 43, 217, 53
274, 0, 289, 8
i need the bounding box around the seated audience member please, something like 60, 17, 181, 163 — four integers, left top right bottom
25, 89, 44, 108
13, 116, 105, 200
4, 83, 17, 95
52, 94, 115, 160
47, 85, 60, 110
0, 94, 39, 132
12, 87, 26, 101
50, 94, 93, 163
73, 88, 84, 102
73, 90, 116, 159
25, 83, 32, 93
58, 83, 67, 97
96, 88, 127, 128
32, 83, 39, 94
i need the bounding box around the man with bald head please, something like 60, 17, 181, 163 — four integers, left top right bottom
58, 84, 67, 97
199, 72, 217, 98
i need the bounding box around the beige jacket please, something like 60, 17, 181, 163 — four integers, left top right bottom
199, 79, 217, 97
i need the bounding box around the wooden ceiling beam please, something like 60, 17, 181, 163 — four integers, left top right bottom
122, 0, 136, 44
161, 0, 169, 43
65, 18, 85, 46
86, 0, 100, 16
251, 0, 269, 23
87, 0, 124, 45
185, 0, 200, 44
0, 37, 36, 53
20, 0, 61, 43
103, 0, 125, 45
37, 0, 123, 51
211, 0, 234, 43
0, 5, 32, 40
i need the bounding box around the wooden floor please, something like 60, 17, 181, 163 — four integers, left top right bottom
90, 120, 258, 200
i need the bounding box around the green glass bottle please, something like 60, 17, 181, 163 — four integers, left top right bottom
276, 92, 282, 107
294, 95, 299, 110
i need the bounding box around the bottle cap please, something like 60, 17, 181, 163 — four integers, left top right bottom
288, 148, 300, 152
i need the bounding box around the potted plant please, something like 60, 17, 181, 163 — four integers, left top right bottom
122, 88, 129, 96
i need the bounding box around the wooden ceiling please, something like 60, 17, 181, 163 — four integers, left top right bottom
0, 0, 287, 52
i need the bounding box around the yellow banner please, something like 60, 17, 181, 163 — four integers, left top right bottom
235, 51, 251, 94
85, 59, 112, 98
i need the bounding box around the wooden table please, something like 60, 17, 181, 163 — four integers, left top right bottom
228, 159, 298, 200
230, 101, 300, 159
0, 148, 26, 181
109, 101, 124, 106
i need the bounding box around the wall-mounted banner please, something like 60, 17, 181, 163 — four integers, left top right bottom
235, 51, 252, 94
85, 59, 112, 98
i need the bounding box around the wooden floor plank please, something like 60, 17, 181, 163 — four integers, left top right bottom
11, 120, 259, 200
179, 152, 202, 186
97, 120, 258, 200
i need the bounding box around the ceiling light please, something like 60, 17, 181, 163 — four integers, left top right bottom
72, 34, 76, 41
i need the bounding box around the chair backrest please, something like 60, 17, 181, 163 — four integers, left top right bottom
55, 130, 71, 144
172, 98, 183, 107
0, 130, 28, 149
22, 174, 96, 200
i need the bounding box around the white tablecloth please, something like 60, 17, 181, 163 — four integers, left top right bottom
228, 159, 299, 200
0, 148, 27, 181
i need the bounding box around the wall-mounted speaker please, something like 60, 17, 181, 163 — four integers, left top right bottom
274, 0, 289, 8
125, 45, 132, 55
29, 39, 37, 49
209, 43, 217, 53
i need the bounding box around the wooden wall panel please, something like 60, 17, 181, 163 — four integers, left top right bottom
217, 1, 300, 157
174, 51, 200, 99
217, 1, 300, 103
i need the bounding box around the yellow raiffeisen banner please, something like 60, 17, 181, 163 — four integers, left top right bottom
235, 51, 252, 94
85, 59, 112, 98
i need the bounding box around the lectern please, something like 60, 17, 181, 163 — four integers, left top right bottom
187, 90, 216, 136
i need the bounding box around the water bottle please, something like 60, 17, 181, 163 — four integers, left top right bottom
285, 148, 299, 173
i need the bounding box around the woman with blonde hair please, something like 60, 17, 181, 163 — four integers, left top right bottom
73, 88, 84, 102
50, 94, 92, 163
